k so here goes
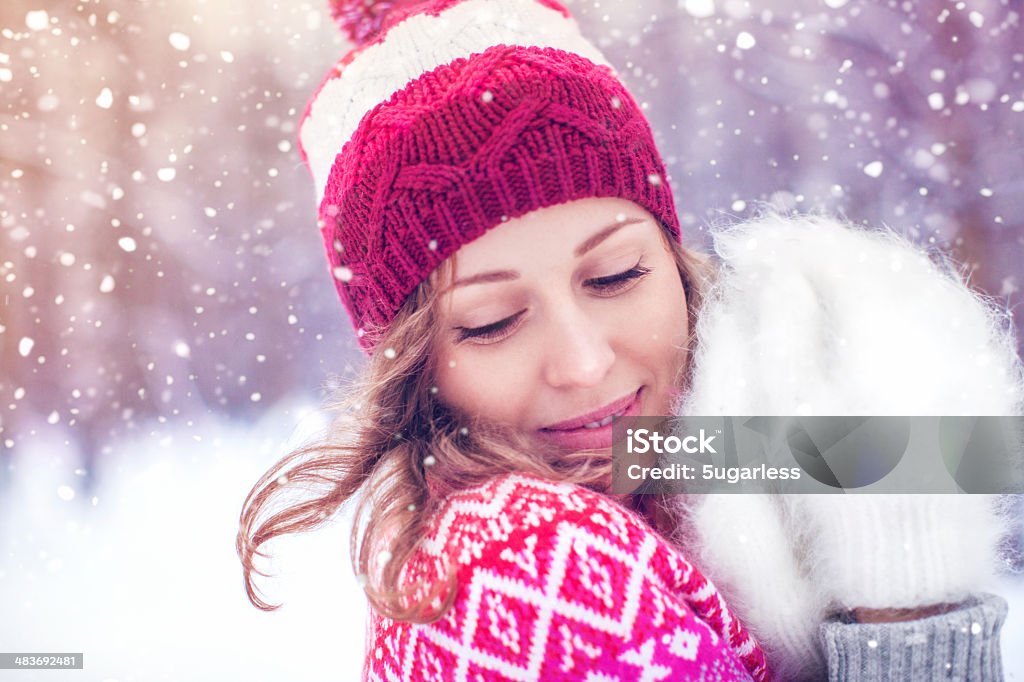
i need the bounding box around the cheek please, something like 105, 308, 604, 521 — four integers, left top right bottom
630, 271, 689, 354
622, 269, 689, 400
433, 349, 532, 428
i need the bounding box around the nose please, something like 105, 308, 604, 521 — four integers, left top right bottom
541, 301, 616, 389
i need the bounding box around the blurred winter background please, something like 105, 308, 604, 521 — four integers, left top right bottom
1, 0, 1023, 679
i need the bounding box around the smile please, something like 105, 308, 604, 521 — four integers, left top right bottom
581, 408, 627, 429
536, 388, 645, 451
541, 389, 641, 432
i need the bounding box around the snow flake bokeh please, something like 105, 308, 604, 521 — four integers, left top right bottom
1, 0, 1023, 679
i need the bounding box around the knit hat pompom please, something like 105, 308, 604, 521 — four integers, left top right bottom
329, 0, 432, 46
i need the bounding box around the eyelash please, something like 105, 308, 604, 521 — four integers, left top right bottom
454, 260, 653, 344
587, 260, 653, 295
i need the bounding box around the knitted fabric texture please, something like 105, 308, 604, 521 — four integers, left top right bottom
363, 473, 772, 681
299, 0, 681, 352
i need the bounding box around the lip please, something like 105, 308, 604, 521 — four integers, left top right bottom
536, 387, 644, 451
541, 389, 641, 431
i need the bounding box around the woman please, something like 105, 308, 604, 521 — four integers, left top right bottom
237, 0, 1020, 679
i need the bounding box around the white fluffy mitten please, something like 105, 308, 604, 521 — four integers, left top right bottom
779, 493, 1011, 612
669, 214, 1024, 679
673, 493, 829, 681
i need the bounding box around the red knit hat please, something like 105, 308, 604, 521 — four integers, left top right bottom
299, 0, 682, 353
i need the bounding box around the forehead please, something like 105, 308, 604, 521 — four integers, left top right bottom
450, 197, 655, 270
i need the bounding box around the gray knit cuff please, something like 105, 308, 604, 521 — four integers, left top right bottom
819, 592, 1008, 682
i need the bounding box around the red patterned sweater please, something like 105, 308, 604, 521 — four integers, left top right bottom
363, 473, 772, 681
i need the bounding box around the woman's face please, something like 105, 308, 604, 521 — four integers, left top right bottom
432, 197, 689, 454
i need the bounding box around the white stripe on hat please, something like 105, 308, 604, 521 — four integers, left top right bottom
300, 0, 613, 200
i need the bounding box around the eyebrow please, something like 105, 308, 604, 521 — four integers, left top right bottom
445, 217, 646, 291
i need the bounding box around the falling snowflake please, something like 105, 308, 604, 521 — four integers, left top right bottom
96, 88, 114, 109
25, 10, 49, 31
736, 32, 756, 50
168, 32, 191, 51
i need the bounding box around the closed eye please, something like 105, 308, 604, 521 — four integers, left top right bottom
585, 259, 652, 294
454, 310, 526, 344
452, 260, 652, 345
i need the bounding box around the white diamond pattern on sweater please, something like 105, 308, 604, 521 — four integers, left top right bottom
363, 473, 772, 681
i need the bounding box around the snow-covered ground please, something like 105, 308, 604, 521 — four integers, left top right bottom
1, 399, 1022, 680
0, 396, 367, 681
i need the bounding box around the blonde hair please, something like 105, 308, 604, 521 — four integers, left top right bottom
236, 226, 713, 622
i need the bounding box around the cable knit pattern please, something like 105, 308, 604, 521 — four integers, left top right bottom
363, 473, 771, 681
